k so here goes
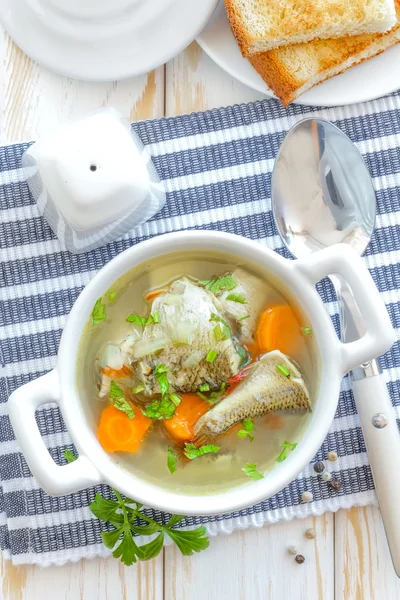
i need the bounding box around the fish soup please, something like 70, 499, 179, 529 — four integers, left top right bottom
77, 251, 318, 495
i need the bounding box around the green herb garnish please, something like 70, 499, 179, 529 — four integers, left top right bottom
205, 349, 218, 363
226, 292, 247, 304
154, 363, 170, 396
303, 326, 312, 336
92, 298, 107, 325
237, 418, 254, 442
63, 451, 210, 563
167, 446, 178, 474
238, 315, 250, 321
276, 363, 290, 377
64, 449, 77, 463
184, 443, 220, 460
199, 274, 237, 293
237, 345, 249, 368
110, 381, 135, 419
242, 463, 264, 481
276, 441, 297, 463
132, 385, 145, 394
210, 313, 232, 341
126, 313, 159, 326
107, 289, 117, 303
199, 383, 210, 392
142, 394, 181, 420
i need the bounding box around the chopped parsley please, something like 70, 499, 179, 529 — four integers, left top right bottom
64, 449, 77, 463
107, 289, 117, 303
110, 381, 135, 419
132, 385, 145, 394
303, 326, 312, 336
167, 446, 178, 474
242, 463, 264, 481
198, 274, 237, 293
184, 443, 220, 460
126, 313, 159, 326
142, 393, 181, 420
276, 363, 290, 377
199, 383, 210, 392
238, 315, 250, 321
206, 349, 218, 363
92, 298, 107, 325
154, 364, 170, 396
237, 418, 254, 442
237, 345, 249, 368
210, 313, 232, 341
276, 441, 297, 463
197, 382, 227, 405
226, 292, 247, 304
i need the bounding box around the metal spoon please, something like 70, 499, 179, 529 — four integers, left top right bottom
272, 117, 400, 577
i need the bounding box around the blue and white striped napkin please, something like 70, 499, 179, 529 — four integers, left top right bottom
0, 95, 399, 566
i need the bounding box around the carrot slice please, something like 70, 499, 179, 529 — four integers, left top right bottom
145, 289, 166, 302
98, 404, 152, 453
163, 393, 210, 443
255, 305, 302, 356
102, 365, 132, 379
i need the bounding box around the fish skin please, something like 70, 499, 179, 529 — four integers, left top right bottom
193, 350, 311, 438
216, 267, 270, 340
131, 278, 242, 395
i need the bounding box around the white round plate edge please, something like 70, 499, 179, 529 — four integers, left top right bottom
197, 0, 400, 107
0, 0, 219, 81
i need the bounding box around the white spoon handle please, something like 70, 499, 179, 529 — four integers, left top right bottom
352, 372, 400, 577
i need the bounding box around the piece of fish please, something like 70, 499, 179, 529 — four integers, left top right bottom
131, 278, 244, 395
215, 268, 270, 341
193, 350, 311, 439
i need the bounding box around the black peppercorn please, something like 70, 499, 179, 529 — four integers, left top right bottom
330, 478, 342, 492
313, 461, 325, 474
295, 554, 305, 564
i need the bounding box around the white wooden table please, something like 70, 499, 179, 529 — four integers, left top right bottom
0, 32, 399, 600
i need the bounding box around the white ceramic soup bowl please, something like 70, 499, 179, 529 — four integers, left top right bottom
8, 231, 394, 516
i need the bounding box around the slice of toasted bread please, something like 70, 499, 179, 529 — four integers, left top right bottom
225, 0, 397, 55
249, 3, 400, 105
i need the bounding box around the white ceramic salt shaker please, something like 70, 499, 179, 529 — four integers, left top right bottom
22, 108, 166, 253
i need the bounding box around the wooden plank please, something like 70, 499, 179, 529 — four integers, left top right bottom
165, 41, 265, 115
165, 514, 334, 600
335, 506, 400, 600
0, 554, 163, 600
0, 34, 165, 143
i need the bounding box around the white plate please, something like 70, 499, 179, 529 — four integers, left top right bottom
0, 0, 219, 81
197, 0, 400, 107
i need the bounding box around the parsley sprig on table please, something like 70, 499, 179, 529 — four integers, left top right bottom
64, 451, 209, 564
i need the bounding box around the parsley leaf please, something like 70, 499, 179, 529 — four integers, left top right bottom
154, 364, 170, 397
206, 349, 218, 363
199, 274, 237, 293
167, 446, 178, 474
132, 385, 145, 394
64, 449, 77, 463
142, 393, 181, 420
242, 463, 264, 480
110, 381, 135, 419
184, 443, 220, 459
92, 298, 106, 325
165, 527, 209, 556
198, 382, 227, 405
238, 315, 250, 321
226, 292, 247, 304
199, 383, 210, 392
237, 418, 255, 442
107, 289, 117, 302
276, 363, 291, 377
89, 488, 210, 565
237, 345, 249, 368
276, 441, 297, 463
210, 313, 232, 340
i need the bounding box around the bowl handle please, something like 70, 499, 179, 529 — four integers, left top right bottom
8, 370, 102, 496
297, 244, 395, 374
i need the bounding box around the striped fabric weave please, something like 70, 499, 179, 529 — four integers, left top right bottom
0, 94, 399, 566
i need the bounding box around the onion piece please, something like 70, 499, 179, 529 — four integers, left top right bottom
132, 337, 168, 359
99, 344, 123, 370
182, 350, 205, 369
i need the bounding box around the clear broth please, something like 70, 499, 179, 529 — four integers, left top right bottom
77, 251, 318, 495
